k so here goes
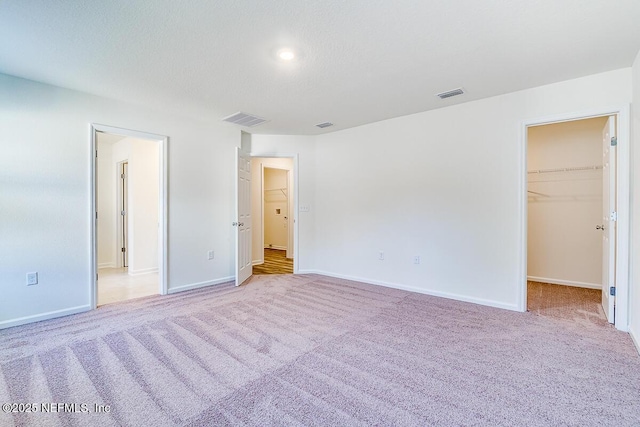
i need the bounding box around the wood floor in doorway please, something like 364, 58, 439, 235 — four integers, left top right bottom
253, 248, 293, 275
527, 281, 609, 327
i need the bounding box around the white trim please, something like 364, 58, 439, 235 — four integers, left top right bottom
261, 163, 265, 263
265, 245, 287, 251
98, 262, 116, 269
527, 276, 602, 290
630, 327, 640, 356
128, 267, 159, 276
249, 152, 300, 274
0, 305, 92, 330
303, 270, 519, 312
91, 123, 169, 311
252, 260, 264, 266
167, 276, 234, 294
520, 105, 631, 332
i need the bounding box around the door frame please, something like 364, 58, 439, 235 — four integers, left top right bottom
116, 160, 129, 268
90, 123, 169, 308
250, 152, 300, 274
518, 105, 630, 331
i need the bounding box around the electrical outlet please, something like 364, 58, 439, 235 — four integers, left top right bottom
207, 250, 215, 260
414, 256, 421, 265
379, 251, 384, 261
27, 272, 38, 286
299, 205, 310, 212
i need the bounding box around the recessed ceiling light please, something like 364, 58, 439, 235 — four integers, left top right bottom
278, 49, 295, 61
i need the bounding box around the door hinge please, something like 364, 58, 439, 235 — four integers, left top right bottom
611, 136, 617, 146
610, 211, 617, 222
121, 247, 126, 253
610, 286, 616, 296
121, 173, 126, 179
121, 210, 126, 216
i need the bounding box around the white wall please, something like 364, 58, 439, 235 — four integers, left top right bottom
527, 117, 606, 288
128, 137, 160, 275
97, 139, 116, 268
0, 73, 239, 328
264, 168, 289, 250
258, 69, 631, 311
111, 138, 131, 267
631, 50, 640, 352
250, 157, 294, 263
1, 66, 635, 329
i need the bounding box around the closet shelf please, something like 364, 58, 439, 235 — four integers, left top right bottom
527, 165, 602, 174
265, 188, 288, 198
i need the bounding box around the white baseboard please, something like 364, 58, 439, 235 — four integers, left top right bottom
128, 267, 159, 277
98, 262, 116, 269
630, 326, 640, 356
527, 276, 602, 290
0, 305, 92, 330
302, 270, 519, 312
264, 245, 287, 251
167, 276, 234, 294
252, 260, 264, 266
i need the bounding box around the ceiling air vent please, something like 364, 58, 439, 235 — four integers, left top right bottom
315, 122, 333, 129
222, 112, 267, 127
436, 88, 465, 99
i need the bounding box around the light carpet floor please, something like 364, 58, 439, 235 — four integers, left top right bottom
0, 274, 639, 426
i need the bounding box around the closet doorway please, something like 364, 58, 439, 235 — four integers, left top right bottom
525, 115, 617, 325
251, 158, 294, 275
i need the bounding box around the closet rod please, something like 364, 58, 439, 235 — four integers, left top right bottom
527, 165, 602, 174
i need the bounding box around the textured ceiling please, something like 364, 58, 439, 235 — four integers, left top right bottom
1, 0, 640, 135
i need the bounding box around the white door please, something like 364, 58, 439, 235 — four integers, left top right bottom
235, 148, 252, 286
601, 116, 616, 323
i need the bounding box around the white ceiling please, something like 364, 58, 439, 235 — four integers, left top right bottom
2, 0, 640, 135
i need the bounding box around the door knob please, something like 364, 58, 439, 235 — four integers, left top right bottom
596, 225, 605, 230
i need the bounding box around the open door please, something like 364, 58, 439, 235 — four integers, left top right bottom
235, 147, 252, 286
601, 116, 616, 323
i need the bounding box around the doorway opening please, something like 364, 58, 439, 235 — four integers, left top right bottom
526, 116, 609, 326
520, 107, 630, 331
252, 161, 294, 275
234, 147, 299, 286
91, 124, 168, 308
